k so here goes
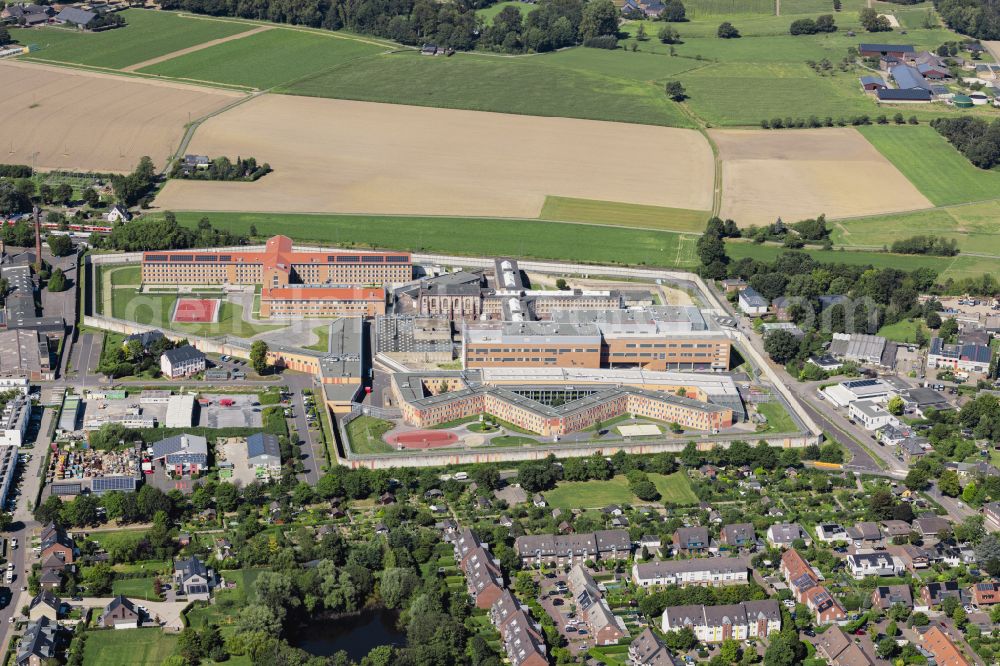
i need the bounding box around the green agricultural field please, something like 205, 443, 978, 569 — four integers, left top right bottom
140, 27, 385, 89
82, 628, 178, 665
857, 125, 1000, 206
683, 0, 775, 16
831, 200, 1000, 257
650, 471, 698, 504
540, 196, 709, 232
877, 318, 928, 343
345, 416, 394, 454
168, 211, 701, 269
279, 49, 695, 127
16, 10, 253, 70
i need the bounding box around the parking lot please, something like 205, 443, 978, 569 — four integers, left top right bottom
538, 573, 593, 655
197, 393, 262, 429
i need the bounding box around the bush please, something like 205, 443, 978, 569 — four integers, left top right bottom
790, 18, 818, 34
583, 35, 618, 49
717, 21, 740, 38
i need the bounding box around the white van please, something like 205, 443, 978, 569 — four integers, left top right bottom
453, 472, 468, 481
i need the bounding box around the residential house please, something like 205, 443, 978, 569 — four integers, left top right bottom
984, 502, 1000, 529
720, 523, 756, 549
919, 626, 970, 666
673, 526, 709, 553
918, 581, 965, 610
815, 625, 873, 666
849, 400, 897, 431
889, 543, 930, 571
766, 523, 811, 548
27, 591, 59, 623
491, 592, 548, 666
105, 203, 132, 223
847, 552, 904, 578
631, 557, 748, 588
661, 600, 781, 642
622, 0, 665, 18
515, 530, 630, 566
453, 528, 484, 567
780, 549, 846, 624
845, 522, 883, 548
970, 581, 1000, 606
738, 287, 769, 316
174, 555, 216, 601
123, 329, 164, 352
16, 617, 57, 666
567, 565, 628, 645
913, 515, 951, 539
160, 345, 206, 378
628, 627, 673, 666
872, 585, 913, 610
463, 546, 504, 609
880, 521, 913, 540
98, 595, 142, 629
896, 387, 951, 417
815, 523, 848, 543
40, 523, 74, 565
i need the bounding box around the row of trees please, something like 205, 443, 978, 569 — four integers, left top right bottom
92, 212, 246, 252
931, 115, 1000, 169
169, 156, 271, 182
934, 0, 1000, 40
762, 114, 919, 129
890, 235, 960, 256
789, 14, 836, 34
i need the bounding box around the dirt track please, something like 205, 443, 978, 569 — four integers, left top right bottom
154, 94, 715, 217
712, 128, 931, 225
0, 60, 243, 173
123, 25, 272, 72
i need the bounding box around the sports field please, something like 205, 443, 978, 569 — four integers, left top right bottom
543, 472, 696, 509
713, 128, 930, 224
112, 290, 282, 338
173, 298, 221, 323
345, 416, 395, 454
857, 124, 1000, 206
16, 10, 254, 70
139, 27, 386, 89
82, 628, 178, 666
154, 95, 714, 217
0, 60, 241, 172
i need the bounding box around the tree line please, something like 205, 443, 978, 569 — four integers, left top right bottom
169, 156, 272, 182
931, 115, 1000, 169
934, 0, 1000, 40
890, 235, 959, 256
91, 212, 246, 252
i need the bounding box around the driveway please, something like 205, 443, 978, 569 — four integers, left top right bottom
75, 597, 189, 632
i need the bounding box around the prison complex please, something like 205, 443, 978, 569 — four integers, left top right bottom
141, 236, 409, 318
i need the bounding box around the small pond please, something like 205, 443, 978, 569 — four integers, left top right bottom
293, 607, 406, 660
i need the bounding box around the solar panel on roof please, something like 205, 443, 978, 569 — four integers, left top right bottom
218, 255, 231, 262
195, 255, 217, 262
91, 477, 137, 492
171, 255, 194, 262
846, 379, 879, 388
146, 255, 168, 261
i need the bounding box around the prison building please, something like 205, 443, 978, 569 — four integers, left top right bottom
142, 235, 411, 286
259, 286, 385, 318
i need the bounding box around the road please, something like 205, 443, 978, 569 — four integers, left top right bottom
283, 373, 324, 485
0, 409, 52, 652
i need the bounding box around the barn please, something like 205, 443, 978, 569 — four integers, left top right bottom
860, 75, 887, 91
859, 43, 915, 58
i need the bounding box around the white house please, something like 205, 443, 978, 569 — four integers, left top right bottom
815, 523, 848, 543
738, 287, 769, 316
849, 399, 898, 431
160, 345, 206, 379
847, 552, 905, 579
822, 378, 893, 408
105, 204, 132, 224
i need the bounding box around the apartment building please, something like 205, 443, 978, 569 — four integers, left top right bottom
661, 600, 781, 642
462, 546, 504, 609
142, 235, 411, 286
515, 530, 631, 566
780, 549, 846, 624
631, 557, 749, 588
567, 565, 628, 645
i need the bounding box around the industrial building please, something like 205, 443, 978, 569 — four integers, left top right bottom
927, 337, 993, 374
165, 394, 195, 428
0, 396, 30, 446
0, 329, 53, 380
151, 434, 208, 475
462, 306, 731, 372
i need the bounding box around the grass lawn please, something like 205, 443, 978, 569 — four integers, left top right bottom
16, 10, 254, 70
489, 435, 538, 447
857, 124, 1000, 206
168, 211, 700, 270
755, 401, 798, 433
649, 471, 698, 505
476, 0, 537, 21
110, 289, 283, 338
110, 265, 142, 287
345, 415, 394, 454
82, 627, 178, 665
539, 196, 709, 232
588, 645, 631, 666
544, 476, 637, 510
279, 49, 696, 128
830, 200, 1000, 257
877, 318, 928, 344
305, 324, 330, 352
111, 575, 160, 600
140, 27, 385, 89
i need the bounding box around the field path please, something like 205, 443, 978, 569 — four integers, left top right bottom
123, 25, 274, 72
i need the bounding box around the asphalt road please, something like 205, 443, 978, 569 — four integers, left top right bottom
283, 373, 324, 485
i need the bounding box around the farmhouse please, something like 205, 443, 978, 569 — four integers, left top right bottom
1, 3, 51, 25
859, 43, 915, 58
53, 7, 96, 28
622, 0, 665, 17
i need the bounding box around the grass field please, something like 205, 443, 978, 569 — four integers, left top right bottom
539, 196, 709, 232
168, 211, 701, 269
543, 472, 695, 509
877, 318, 928, 343
139, 27, 385, 89
82, 628, 178, 665
16, 10, 253, 70
755, 401, 798, 434
857, 125, 1000, 206
832, 200, 1000, 257
279, 49, 696, 127
345, 415, 394, 454
476, 0, 537, 21
305, 324, 330, 352
112, 575, 160, 600
110, 290, 283, 338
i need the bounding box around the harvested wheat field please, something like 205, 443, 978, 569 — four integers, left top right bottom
154, 95, 714, 217
712, 128, 931, 226
0, 61, 243, 173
